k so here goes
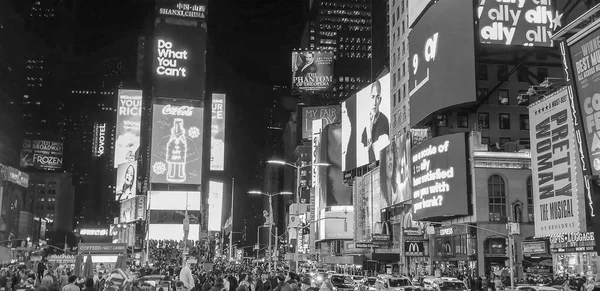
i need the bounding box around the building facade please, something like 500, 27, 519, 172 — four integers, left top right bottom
28, 172, 74, 234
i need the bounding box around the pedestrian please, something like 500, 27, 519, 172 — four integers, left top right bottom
83, 278, 97, 291
210, 278, 226, 291
282, 273, 298, 291
61, 276, 80, 291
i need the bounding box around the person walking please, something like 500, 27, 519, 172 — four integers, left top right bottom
62, 276, 80, 291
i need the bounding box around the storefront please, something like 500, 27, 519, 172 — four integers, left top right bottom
522, 240, 552, 279
431, 225, 478, 277
78, 243, 127, 268
550, 232, 597, 278
404, 228, 430, 276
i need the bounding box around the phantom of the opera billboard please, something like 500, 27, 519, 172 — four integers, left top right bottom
153, 23, 206, 101
150, 104, 204, 185
20, 139, 63, 171
477, 0, 562, 47
115, 89, 142, 168
292, 51, 334, 92
529, 88, 586, 237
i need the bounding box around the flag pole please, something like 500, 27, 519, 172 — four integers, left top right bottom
229, 178, 234, 260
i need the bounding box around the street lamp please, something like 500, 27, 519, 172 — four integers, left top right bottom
248, 190, 292, 272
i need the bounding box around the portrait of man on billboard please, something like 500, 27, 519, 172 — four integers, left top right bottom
293, 51, 318, 78
361, 80, 390, 163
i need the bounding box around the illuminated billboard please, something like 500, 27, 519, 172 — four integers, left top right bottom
301, 105, 340, 140
155, 0, 206, 20
20, 139, 63, 171
148, 191, 201, 211
380, 133, 412, 205
408, 0, 476, 126
318, 207, 354, 241
116, 161, 137, 201
150, 104, 203, 184
115, 89, 142, 168
292, 51, 334, 92
210, 94, 226, 171
153, 23, 206, 101
478, 0, 562, 47
92, 123, 107, 157
208, 181, 224, 231
119, 196, 147, 223
319, 123, 352, 206
529, 88, 585, 236
412, 132, 469, 221
342, 74, 391, 172
148, 224, 200, 241
354, 168, 384, 243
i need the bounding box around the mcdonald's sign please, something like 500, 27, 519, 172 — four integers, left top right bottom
405, 242, 424, 256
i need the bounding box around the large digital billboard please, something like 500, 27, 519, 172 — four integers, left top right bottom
148, 191, 201, 211
380, 133, 412, 206
150, 104, 203, 184
478, 0, 562, 47
354, 168, 384, 243
119, 196, 147, 223
301, 105, 340, 140
208, 181, 223, 232
409, 0, 477, 126
115, 89, 142, 168
20, 139, 63, 171
210, 94, 226, 171
148, 224, 199, 241
342, 74, 391, 172
318, 207, 354, 241
529, 88, 585, 237
412, 132, 469, 220
319, 123, 352, 206
292, 51, 334, 92
155, 0, 206, 20
153, 23, 206, 101
116, 161, 137, 201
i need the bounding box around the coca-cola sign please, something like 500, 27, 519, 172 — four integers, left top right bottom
150, 104, 204, 185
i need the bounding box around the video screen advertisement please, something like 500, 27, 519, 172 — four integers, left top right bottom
155, 0, 206, 20
354, 168, 383, 243
153, 23, 206, 101
318, 123, 352, 207
210, 93, 226, 171
20, 139, 63, 171
115, 161, 137, 201
478, 0, 561, 47
318, 206, 354, 241
292, 50, 334, 92
150, 104, 203, 184
300, 105, 340, 140
408, 0, 477, 126
115, 89, 142, 168
411, 132, 469, 221
119, 196, 147, 223
529, 88, 586, 237
342, 74, 391, 172
208, 180, 224, 232
380, 133, 412, 206
148, 191, 200, 240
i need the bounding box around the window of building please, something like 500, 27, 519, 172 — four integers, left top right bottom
401, 21, 405, 35
479, 113, 490, 129
393, 93, 397, 107
481, 136, 490, 145
402, 41, 406, 55
393, 53, 396, 67
499, 113, 511, 129
478, 64, 488, 80
518, 90, 529, 106
402, 84, 406, 100
393, 73, 397, 87
537, 67, 549, 83
392, 13, 396, 26
403, 105, 407, 121
489, 175, 507, 222
517, 66, 530, 82
397, 6, 400, 19
520, 114, 529, 130
401, 0, 405, 14
436, 115, 447, 127
497, 65, 508, 81
527, 176, 533, 222
498, 89, 509, 105
478, 88, 489, 104
458, 112, 469, 128
401, 62, 406, 78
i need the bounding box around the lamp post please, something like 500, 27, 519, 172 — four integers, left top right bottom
267, 160, 329, 272
248, 190, 292, 272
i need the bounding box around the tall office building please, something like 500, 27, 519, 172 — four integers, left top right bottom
28, 172, 74, 234
388, 0, 409, 138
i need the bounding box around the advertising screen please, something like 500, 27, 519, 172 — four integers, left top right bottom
568, 28, 600, 177
318, 207, 354, 241
342, 74, 391, 172
153, 23, 206, 101
149, 210, 201, 224
319, 123, 352, 206
292, 51, 334, 92
20, 139, 63, 171
116, 161, 137, 201
311, 119, 323, 242
408, 0, 477, 126
412, 132, 469, 220
380, 133, 412, 206
148, 191, 201, 211
115, 89, 142, 168
155, 0, 206, 20
529, 88, 585, 237
210, 94, 226, 171
208, 181, 224, 232
148, 224, 200, 241
93, 123, 107, 157
150, 104, 203, 184
119, 196, 147, 223
301, 105, 340, 140
478, 0, 561, 47
354, 168, 384, 243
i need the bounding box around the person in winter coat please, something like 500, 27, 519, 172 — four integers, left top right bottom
209, 278, 227, 291
282, 273, 298, 291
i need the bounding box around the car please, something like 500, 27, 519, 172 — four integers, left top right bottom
377, 275, 421, 291
358, 277, 379, 291
330, 274, 356, 291
136, 275, 171, 291
352, 276, 365, 285
516, 286, 560, 291
420, 277, 468, 291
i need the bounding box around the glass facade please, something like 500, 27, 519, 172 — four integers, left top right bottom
553, 252, 598, 278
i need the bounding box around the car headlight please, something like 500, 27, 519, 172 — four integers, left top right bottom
317, 276, 323, 282
333, 287, 338, 291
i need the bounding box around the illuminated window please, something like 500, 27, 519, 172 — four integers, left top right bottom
488, 175, 507, 222
527, 177, 533, 222
478, 113, 489, 129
